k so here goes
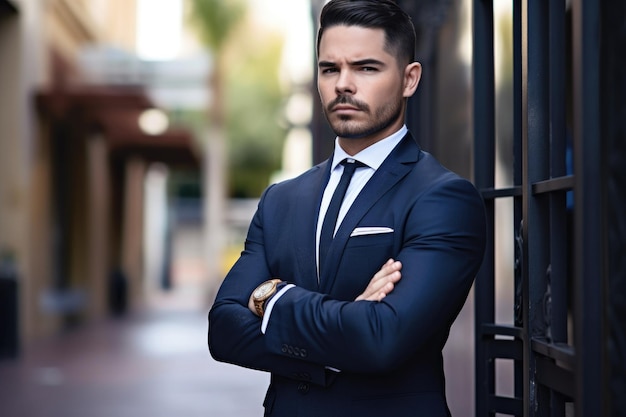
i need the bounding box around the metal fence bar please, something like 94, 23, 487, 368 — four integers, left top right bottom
547, 3, 570, 414
512, 0, 524, 407
571, 0, 606, 414
473, 1, 496, 416
548, 0, 569, 347
522, 0, 551, 415
473, 0, 615, 414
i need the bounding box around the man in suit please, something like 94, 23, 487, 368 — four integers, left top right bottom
208, 0, 486, 415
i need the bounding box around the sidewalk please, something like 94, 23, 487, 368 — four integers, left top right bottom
0, 290, 269, 417
0, 286, 477, 417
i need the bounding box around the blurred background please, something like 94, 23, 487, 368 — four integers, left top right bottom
0, 0, 594, 416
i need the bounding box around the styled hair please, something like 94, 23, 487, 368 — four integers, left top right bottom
316, 0, 416, 66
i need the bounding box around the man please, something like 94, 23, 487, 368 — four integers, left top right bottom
208, 0, 486, 416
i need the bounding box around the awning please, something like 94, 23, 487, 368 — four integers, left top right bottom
35, 85, 200, 168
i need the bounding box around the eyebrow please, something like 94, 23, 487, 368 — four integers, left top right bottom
318, 58, 386, 68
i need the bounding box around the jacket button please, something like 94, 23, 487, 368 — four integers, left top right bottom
297, 382, 310, 394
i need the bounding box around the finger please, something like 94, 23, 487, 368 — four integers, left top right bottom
370, 259, 395, 282
355, 260, 402, 301
371, 260, 401, 284
366, 280, 396, 302
370, 270, 401, 296
370, 282, 394, 302
382, 260, 402, 277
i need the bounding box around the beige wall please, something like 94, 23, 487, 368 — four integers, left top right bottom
0, 0, 50, 344
86, 134, 112, 320
26, 119, 60, 340
45, 0, 98, 66
121, 157, 147, 309
88, 0, 138, 52
0, 11, 23, 253
0, 0, 144, 346
44, 0, 138, 65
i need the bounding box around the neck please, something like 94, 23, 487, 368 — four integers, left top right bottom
338, 121, 405, 156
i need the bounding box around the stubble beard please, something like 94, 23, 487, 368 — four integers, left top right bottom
324, 96, 404, 140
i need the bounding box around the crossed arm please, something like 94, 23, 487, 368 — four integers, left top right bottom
210, 257, 406, 386
210, 177, 486, 380
247, 258, 403, 314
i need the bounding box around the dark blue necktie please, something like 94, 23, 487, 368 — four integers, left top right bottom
319, 159, 364, 272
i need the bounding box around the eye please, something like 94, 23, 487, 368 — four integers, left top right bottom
361, 66, 378, 72
321, 67, 338, 74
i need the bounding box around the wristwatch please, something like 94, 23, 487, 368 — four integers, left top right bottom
252, 279, 283, 317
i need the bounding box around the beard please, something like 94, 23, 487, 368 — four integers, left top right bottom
323, 95, 403, 140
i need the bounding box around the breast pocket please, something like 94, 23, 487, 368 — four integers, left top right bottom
347, 230, 394, 248
345, 231, 395, 276
333, 232, 396, 300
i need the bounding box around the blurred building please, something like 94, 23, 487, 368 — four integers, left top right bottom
0, 0, 198, 352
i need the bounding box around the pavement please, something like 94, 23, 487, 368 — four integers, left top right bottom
0, 285, 479, 417
0, 290, 270, 417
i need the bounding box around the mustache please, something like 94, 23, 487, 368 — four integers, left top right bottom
327, 95, 370, 113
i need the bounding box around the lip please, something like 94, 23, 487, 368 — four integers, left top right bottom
332, 105, 361, 113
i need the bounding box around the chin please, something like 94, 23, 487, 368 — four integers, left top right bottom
331, 121, 369, 139
337, 131, 370, 140
333, 124, 381, 140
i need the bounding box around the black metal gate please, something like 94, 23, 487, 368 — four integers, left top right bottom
472, 0, 626, 416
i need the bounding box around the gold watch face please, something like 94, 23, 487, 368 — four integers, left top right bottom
253, 282, 274, 299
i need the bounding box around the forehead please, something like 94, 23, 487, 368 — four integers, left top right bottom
318, 25, 392, 62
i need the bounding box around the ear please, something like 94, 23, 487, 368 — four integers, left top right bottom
402, 62, 422, 98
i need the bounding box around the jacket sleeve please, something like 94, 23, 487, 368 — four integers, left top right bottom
208, 186, 330, 386
261, 178, 487, 374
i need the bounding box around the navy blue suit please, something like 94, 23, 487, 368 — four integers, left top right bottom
209, 133, 486, 416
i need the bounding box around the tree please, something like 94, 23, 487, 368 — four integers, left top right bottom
225, 30, 286, 198
187, 0, 245, 284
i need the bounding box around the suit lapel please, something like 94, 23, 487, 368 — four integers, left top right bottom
292, 160, 331, 291
318, 135, 421, 293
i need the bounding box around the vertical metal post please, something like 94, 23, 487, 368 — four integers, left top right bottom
571, 0, 606, 414
473, 1, 495, 416
548, 2, 568, 414
512, 0, 524, 405
602, 1, 626, 414
522, 0, 550, 414
548, 0, 568, 346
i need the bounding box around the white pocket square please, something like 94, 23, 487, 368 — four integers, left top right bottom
350, 227, 394, 237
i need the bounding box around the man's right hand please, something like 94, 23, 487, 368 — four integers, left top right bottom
355, 258, 402, 302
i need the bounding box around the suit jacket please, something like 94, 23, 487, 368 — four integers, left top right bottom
209, 133, 487, 417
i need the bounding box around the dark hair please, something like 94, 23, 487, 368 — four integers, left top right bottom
316, 0, 416, 66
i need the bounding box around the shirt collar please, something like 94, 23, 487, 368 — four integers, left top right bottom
330, 125, 408, 171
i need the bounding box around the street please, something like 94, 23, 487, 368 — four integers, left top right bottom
0, 291, 269, 417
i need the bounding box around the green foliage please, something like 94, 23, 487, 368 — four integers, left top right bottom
186, 0, 289, 198
225, 33, 287, 198
187, 0, 246, 51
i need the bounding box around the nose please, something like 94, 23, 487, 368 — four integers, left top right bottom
335, 70, 355, 95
